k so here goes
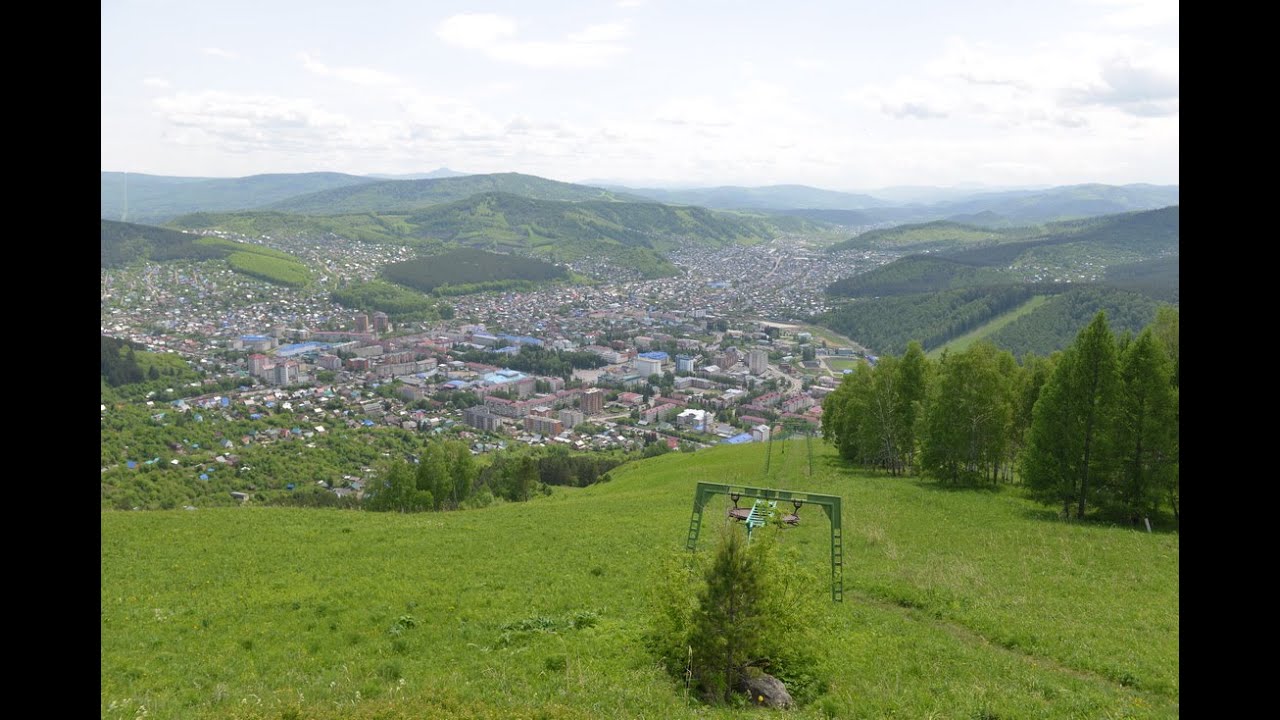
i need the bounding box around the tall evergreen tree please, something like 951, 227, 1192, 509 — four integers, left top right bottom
689, 525, 771, 703
1111, 329, 1178, 521
1022, 312, 1120, 518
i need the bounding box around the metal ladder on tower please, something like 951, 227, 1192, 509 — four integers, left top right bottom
831, 525, 844, 602
685, 504, 704, 551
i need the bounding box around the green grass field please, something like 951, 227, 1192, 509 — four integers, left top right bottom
101, 441, 1178, 719
927, 295, 1050, 359
823, 357, 865, 374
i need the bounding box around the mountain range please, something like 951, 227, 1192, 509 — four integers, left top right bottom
102, 170, 1178, 229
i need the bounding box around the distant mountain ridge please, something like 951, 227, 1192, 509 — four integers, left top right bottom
169, 191, 792, 280
264, 173, 650, 214
606, 184, 891, 211
101, 172, 379, 224
103, 170, 1178, 229
365, 168, 470, 180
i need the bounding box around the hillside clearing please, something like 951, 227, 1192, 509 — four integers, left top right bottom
102, 441, 1178, 719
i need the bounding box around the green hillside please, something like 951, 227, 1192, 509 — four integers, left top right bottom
382, 247, 569, 294
826, 255, 1016, 298
406, 192, 771, 254
266, 172, 648, 214
927, 294, 1051, 358
1104, 255, 1180, 303
984, 286, 1166, 357
101, 441, 1178, 720
827, 220, 1022, 252
938, 206, 1179, 267
102, 220, 311, 286
101, 172, 378, 224
170, 192, 782, 279
816, 285, 1045, 356
168, 211, 413, 245
817, 207, 1178, 354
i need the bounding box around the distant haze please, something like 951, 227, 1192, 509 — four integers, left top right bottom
103, 0, 1177, 189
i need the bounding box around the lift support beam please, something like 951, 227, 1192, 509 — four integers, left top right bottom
686, 481, 844, 602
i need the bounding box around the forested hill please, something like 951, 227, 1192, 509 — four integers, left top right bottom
265, 172, 649, 214
102, 220, 219, 267
169, 193, 785, 279
406, 192, 775, 251
815, 206, 1178, 357
827, 206, 1179, 300
101, 171, 377, 224
827, 220, 1029, 253
102, 219, 312, 286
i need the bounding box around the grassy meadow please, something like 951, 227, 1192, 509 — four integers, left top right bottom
101, 441, 1178, 719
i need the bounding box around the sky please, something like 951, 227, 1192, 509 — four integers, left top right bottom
101, 0, 1178, 190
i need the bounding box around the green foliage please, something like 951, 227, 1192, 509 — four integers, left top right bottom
170, 211, 410, 244
986, 286, 1163, 358
363, 458, 432, 513
1021, 312, 1121, 518
330, 280, 440, 322
1107, 330, 1178, 521
226, 250, 311, 287
822, 207, 1177, 357
102, 220, 224, 267
649, 523, 826, 706
454, 345, 606, 379
928, 295, 1050, 358
819, 285, 1040, 356
100, 336, 200, 393
828, 220, 1018, 253
170, 189, 789, 280
820, 357, 912, 473
826, 255, 1017, 298
101, 219, 312, 288
920, 343, 1015, 485
382, 248, 568, 295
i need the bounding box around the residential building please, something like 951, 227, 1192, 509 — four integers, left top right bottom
524, 415, 564, 436
581, 388, 604, 415
463, 406, 504, 433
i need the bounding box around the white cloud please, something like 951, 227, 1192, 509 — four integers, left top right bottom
201, 47, 239, 60
143, 77, 170, 89
790, 57, 830, 72
436, 14, 628, 68
298, 53, 401, 87
1062, 54, 1178, 116
850, 33, 1177, 127
1085, 0, 1179, 28
153, 91, 352, 155
616, 0, 646, 7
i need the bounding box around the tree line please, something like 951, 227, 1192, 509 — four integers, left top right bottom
363, 443, 623, 512
821, 306, 1179, 524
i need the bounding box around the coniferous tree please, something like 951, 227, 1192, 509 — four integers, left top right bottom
689, 525, 770, 703
1022, 312, 1120, 518
1111, 329, 1178, 521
